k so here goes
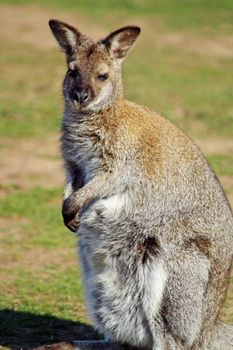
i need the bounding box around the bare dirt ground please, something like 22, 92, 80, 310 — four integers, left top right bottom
0, 4, 106, 50
154, 32, 233, 59
0, 136, 63, 194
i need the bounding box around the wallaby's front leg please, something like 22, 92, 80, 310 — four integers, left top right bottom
62, 162, 86, 231
62, 180, 80, 232
62, 172, 124, 232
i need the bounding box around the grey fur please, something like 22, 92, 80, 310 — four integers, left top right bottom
49, 20, 233, 350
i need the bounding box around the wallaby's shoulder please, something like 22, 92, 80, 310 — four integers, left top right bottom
115, 99, 217, 186
119, 99, 187, 138
119, 99, 200, 156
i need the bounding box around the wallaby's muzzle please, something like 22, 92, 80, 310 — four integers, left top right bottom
73, 88, 91, 105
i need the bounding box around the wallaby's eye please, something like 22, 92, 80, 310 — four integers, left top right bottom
97, 73, 108, 81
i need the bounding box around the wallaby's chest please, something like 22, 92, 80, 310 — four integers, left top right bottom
62, 123, 108, 181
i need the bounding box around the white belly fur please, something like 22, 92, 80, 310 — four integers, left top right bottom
79, 240, 167, 347
79, 193, 127, 228
78, 193, 168, 346
98, 194, 125, 213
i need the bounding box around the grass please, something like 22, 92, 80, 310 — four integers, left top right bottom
207, 154, 233, 176
0, 188, 84, 315
125, 47, 233, 137
0, 188, 94, 347
0, 309, 99, 348
0, 0, 232, 348
1, 42, 233, 139
0, 43, 62, 138
1, 0, 233, 33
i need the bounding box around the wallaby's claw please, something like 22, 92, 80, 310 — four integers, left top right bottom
66, 217, 80, 232
62, 196, 80, 232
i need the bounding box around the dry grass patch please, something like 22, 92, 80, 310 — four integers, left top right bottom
0, 4, 106, 51
0, 137, 63, 190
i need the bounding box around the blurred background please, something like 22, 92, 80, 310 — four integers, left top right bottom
0, 0, 232, 348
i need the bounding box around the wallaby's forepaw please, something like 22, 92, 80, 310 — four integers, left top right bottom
62, 196, 80, 232
66, 215, 80, 232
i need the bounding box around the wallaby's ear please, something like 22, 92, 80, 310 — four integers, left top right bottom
49, 19, 87, 59
102, 26, 141, 60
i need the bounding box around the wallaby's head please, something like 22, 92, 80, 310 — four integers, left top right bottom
49, 20, 140, 112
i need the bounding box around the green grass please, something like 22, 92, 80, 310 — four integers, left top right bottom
1, 37, 233, 139
0, 187, 95, 347
125, 47, 233, 137
0, 188, 85, 316
207, 154, 233, 176
0, 43, 63, 138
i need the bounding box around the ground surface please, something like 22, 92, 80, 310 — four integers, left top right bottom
0, 1, 232, 349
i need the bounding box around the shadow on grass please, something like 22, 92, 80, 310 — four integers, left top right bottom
0, 309, 100, 349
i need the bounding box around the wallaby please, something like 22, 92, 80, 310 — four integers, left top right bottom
49, 19, 233, 350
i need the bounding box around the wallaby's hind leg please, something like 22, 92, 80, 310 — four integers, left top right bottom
162, 245, 210, 348
196, 271, 233, 349
215, 322, 233, 349
197, 322, 233, 350
162, 237, 232, 350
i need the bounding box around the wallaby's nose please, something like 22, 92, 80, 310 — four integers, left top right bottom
74, 89, 91, 104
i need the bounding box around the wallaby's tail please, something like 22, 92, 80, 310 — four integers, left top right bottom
202, 322, 233, 349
